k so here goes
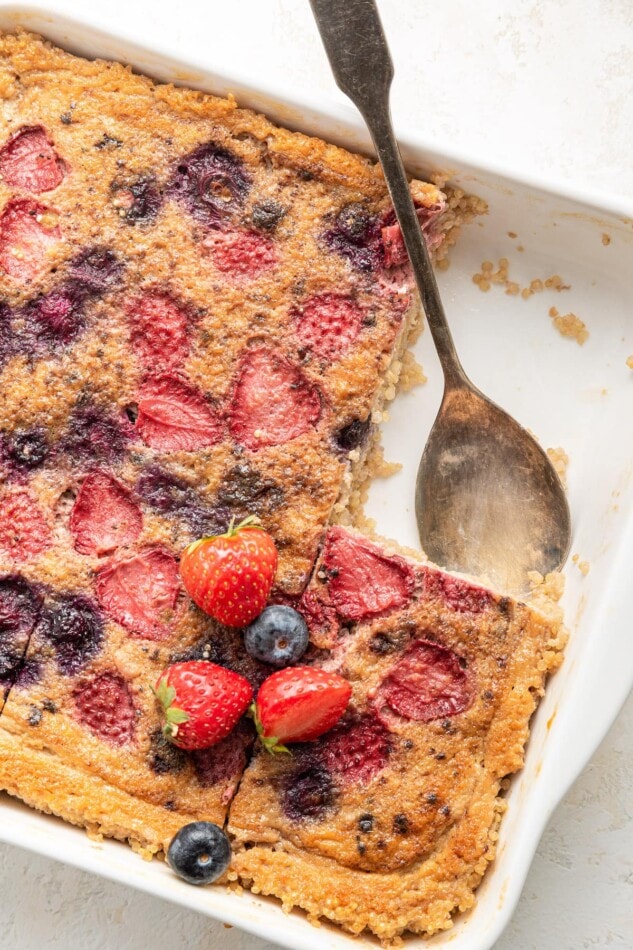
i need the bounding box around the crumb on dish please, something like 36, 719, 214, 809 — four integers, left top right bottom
549, 307, 589, 345
572, 554, 590, 576
546, 447, 569, 487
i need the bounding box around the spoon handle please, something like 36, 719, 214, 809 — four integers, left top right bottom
310, 0, 467, 388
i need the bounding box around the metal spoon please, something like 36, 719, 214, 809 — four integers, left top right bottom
310, 0, 571, 593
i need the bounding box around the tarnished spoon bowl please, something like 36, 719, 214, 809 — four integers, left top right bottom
416, 383, 570, 593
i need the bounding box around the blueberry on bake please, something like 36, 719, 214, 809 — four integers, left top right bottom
69, 246, 124, 292
322, 202, 382, 271
111, 174, 162, 224
167, 822, 231, 885
244, 605, 309, 667
0, 574, 42, 686
38, 594, 104, 676
5, 429, 49, 470
60, 402, 132, 465
168, 142, 250, 228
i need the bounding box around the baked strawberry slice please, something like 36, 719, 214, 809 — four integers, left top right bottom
228, 348, 321, 451
135, 374, 222, 452
180, 516, 278, 627
0, 198, 61, 280
128, 292, 189, 372
319, 714, 391, 787
73, 670, 136, 745
0, 126, 67, 194
375, 639, 475, 724
292, 293, 364, 360
424, 570, 494, 614
252, 666, 351, 752
204, 230, 276, 279
154, 660, 253, 750
70, 471, 143, 556
322, 527, 414, 622
0, 486, 51, 562
95, 547, 180, 639
380, 200, 445, 268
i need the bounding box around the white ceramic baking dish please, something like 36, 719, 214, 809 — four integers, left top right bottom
0, 5, 631, 949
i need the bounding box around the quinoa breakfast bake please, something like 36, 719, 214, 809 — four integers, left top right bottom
0, 30, 565, 945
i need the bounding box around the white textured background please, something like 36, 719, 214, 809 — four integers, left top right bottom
0, 1, 631, 948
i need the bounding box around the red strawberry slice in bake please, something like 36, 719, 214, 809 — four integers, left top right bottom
95, 547, 180, 639
0, 198, 61, 280
381, 201, 445, 268
376, 639, 475, 724
135, 374, 222, 452
70, 471, 143, 556
424, 569, 494, 614
322, 527, 414, 622
228, 348, 321, 450
205, 229, 276, 279
319, 714, 391, 787
0, 126, 67, 194
128, 292, 189, 372
0, 486, 51, 562
293, 293, 364, 360
73, 670, 136, 745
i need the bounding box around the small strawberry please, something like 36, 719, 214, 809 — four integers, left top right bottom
154, 660, 253, 750
180, 516, 278, 627
252, 666, 352, 753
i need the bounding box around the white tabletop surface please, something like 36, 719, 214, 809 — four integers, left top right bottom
0, 1, 632, 948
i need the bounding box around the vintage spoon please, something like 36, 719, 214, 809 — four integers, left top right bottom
310, 0, 571, 592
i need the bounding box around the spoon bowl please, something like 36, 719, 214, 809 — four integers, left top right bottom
416, 384, 571, 593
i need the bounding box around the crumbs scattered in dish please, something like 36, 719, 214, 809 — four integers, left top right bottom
546, 447, 569, 487
549, 307, 589, 345
626, 355, 633, 370
472, 258, 570, 297
602, 233, 611, 246
572, 554, 590, 576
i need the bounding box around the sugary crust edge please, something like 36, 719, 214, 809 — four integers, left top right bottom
0, 30, 442, 204
0, 724, 204, 857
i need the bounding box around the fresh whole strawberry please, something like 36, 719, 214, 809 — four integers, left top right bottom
180, 516, 278, 627
154, 660, 253, 750
252, 666, 352, 753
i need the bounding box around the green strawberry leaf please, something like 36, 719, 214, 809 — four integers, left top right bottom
248, 702, 292, 756
165, 707, 189, 725
152, 678, 175, 711
153, 674, 189, 744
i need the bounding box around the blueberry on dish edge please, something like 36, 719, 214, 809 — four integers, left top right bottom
244, 605, 309, 667
167, 822, 231, 885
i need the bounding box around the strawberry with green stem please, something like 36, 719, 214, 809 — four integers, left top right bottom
180, 515, 278, 627
154, 660, 253, 751
251, 666, 352, 754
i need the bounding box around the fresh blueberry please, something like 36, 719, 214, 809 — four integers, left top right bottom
243, 605, 309, 668
167, 821, 231, 885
